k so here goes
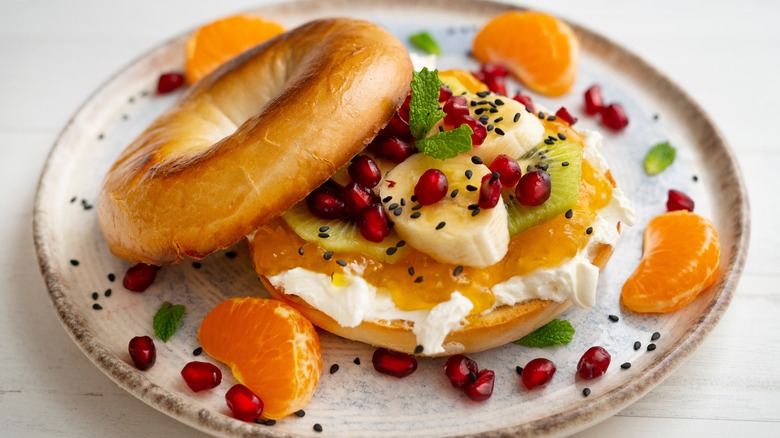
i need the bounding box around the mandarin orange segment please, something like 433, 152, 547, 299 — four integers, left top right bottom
185, 14, 285, 84
438, 69, 489, 95
472, 11, 579, 96
622, 211, 720, 313
198, 297, 321, 419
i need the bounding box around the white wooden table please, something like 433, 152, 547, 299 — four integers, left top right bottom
2, 0, 777, 436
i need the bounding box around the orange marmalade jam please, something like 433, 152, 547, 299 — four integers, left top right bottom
252, 123, 614, 316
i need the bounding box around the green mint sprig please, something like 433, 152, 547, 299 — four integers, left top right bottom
153, 301, 185, 342
409, 67, 446, 139
409, 31, 442, 55
515, 319, 575, 347
415, 125, 473, 159
644, 141, 676, 175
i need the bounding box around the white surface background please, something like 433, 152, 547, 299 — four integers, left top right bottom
1, 0, 777, 436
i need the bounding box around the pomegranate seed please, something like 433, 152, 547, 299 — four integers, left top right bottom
443, 96, 470, 125
439, 85, 453, 102
225, 384, 263, 422
463, 369, 495, 401
521, 358, 556, 390
555, 107, 578, 125
399, 95, 411, 122
414, 169, 449, 205
342, 182, 376, 212
123, 263, 157, 292
372, 347, 417, 378
489, 154, 522, 187
375, 137, 415, 163
515, 170, 551, 206
600, 103, 629, 131
306, 185, 348, 220
359, 204, 390, 242
584, 85, 603, 115
484, 76, 506, 96
512, 93, 535, 112
478, 173, 502, 209
450, 114, 487, 146
128, 336, 156, 370
157, 72, 185, 94
577, 346, 612, 380
472, 70, 487, 83
181, 361, 222, 392
348, 156, 382, 188
383, 113, 412, 139
667, 189, 695, 212
444, 354, 478, 388
480, 63, 509, 78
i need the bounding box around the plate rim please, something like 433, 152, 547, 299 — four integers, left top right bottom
32, 0, 751, 436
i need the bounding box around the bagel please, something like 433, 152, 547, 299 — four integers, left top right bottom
98, 18, 413, 265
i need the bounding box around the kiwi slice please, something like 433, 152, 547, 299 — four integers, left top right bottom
505, 134, 584, 236
282, 202, 411, 263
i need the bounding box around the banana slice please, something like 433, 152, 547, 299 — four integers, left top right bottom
379, 153, 509, 268
465, 94, 545, 164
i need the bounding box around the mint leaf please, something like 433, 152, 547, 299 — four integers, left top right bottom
515, 319, 575, 347
409, 68, 445, 139
644, 141, 676, 175
415, 125, 473, 159
409, 31, 442, 55
153, 301, 185, 342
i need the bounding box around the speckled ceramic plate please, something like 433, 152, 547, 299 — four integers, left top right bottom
33, 0, 749, 436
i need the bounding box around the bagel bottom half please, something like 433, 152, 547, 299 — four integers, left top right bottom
254, 237, 616, 357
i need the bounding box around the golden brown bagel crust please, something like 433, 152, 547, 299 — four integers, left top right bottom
99, 18, 413, 265
255, 240, 616, 357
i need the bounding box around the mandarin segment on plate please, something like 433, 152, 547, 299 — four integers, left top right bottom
185, 14, 285, 84
472, 11, 579, 96
621, 211, 720, 313
198, 297, 322, 419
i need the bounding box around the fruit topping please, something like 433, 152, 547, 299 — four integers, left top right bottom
306, 185, 348, 220
156, 73, 185, 94
512, 93, 535, 112
414, 169, 449, 205
225, 384, 264, 422
576, 346, 611, 380
372, 348, 418, 378
622, 211, 720, 313
515, 170, 552, 207
123, 263, 157, 292
375, 137, 416, 163
489, 154, 522, 187
128, 336, 156, 370
348, 156, 382, 188
181, 361, 222, 392
667, 189, 694, 212
584, 85, 603, 115
342, 182, 376, 213
463, 369, 495, 401
444, 354, 479, 388
439, 85, 453, 103
359, 204, 391, 243
521, 358, 556, 390
443, 95, 470, 125
600, 103, 629, 131
555, 107, 578, 125
478, 173, 502, 209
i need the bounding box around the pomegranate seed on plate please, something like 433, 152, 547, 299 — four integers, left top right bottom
600, 103, 629, 131
342, 182, 376, 213
157, 72, 185, 94
123, 263, 157, 292
128, 336, 156, 370
555, 107, 578, 125
414, 169, 449, 205
439, 85, 453, 102
348, 156, 382, 188
484, 76, 506, 96
463, 369, 495, 401
577, 346, 611, 380
489, 154, 522, 187
449, 114, 487, 146
372, 347, 418, 378
512, 93, 535, 112
225, 384, 264, 422
306, 185, 348, 220
375, 137, 415, 163
667, 189, 695, 212
359, 204, 390, 243
584, 85, 603, 115
443, 95, 470, 125
521, 358, 556, 390
515, 170, 551, 206
478, 173, 502, 209
444, 354, 478, 388
480, 63, 509, 78
181, 361, 222, 392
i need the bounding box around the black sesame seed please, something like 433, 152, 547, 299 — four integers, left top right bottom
330, 364, 340, 374
400, 198, 406, 206
396, 240, 406, 247
471, 156, 483, 165
104, 289, 112, 297
450, 189, 459, 198
122, 114, 128, 120
548, 135, 556, 142
494, 116, 504, 123
453, 266, 463, 276
91, 292, 99, 300
410, 195, 418, 202
388, 203, 399, 210
489, 108, 498, 113
513, 112, 521, 122
193, 347, 203, 356
295, 409, 306, 417
653, 113, 659, 121
544, 138, 554, 145
468, 204, 478, 210
538, 111, 545, 119
471, 208, 481, 217
562, 161, 570, 167
323, 251, 333, 260
414, 276, 424, 283
264, 420, 276, 426
318, 232, 330, 238
435, 221, 446, 230
69, 196, 77, 203
92, 303, 102, 310
558, 133, 567, 140
647, 343, 657, 351
621, 362, 631, 369
108, 273, 116, 282
476, 91, 490, 97
490, 171, 500, 183
486, 124, 494, 132
393, 207, 402, 216
408, 267, 415, 276
476, 100, 489, 105
313, 424, 323, 432
583, 388, 591, 397
565, 209, 573, 219
298, 247, 304, 256
70, 259, 80, 266
586, 227, 593, 235
539, 164, 549, 171
525, 107, 532, 113
475, 108, 485, 115
386, 247, 398, 256
226, 251, 237, 259
651, 332, 661, 341
634, 341, 641, 351
254, 419, 266, 425
478, 115, 490, 124
411, 212, 421, 219
411, 204, 422, 211
467, 372, 477, 382
693, 175, 699, 182
414, 345, 424, 354
470, 101, 477, 107
608, 314, 619, 322
466, 185, 478, 192
141, 90, 149, 97
128, 96, 135, 103
547, 115, 557, 122
495, 99, 505, 106
336, 259, 348, 266
192, 262, 202, 269
382, 196, 392, 203
494, 127, 505, 136
516, 366, 523, 375
465, 169, 473, 179
98, 133, 105, 140
82, 200, 93, 210
319, 225, 330, 232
